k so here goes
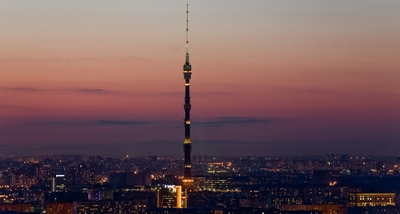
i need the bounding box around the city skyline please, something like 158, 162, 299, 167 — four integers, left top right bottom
1, 1, 399, 156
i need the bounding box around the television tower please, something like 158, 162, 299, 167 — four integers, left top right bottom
182, 3, 193, 203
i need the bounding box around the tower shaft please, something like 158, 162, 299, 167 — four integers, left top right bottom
183, 79, 191, 179
183, 3, 193, 183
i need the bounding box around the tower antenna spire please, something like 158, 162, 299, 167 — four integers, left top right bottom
185, 3, 190, 64
183, 4, 191, 71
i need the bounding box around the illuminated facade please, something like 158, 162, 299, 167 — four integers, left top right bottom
182, 3, 194, 204
348, 192, 395, 207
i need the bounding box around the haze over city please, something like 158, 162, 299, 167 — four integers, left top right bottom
1, 1, 399, 157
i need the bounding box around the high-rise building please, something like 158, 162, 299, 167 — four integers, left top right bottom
51, 174, 66, 192
182, 4, 194, 204
156, 185, 183, 208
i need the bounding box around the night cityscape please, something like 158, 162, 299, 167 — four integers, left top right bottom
1, 154, 400, 213
1, 1, 400, 214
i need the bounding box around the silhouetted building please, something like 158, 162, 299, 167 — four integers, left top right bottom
312, 170, 332, 185
108, 171, 127, 187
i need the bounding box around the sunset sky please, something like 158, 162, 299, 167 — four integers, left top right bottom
1, 1, 399, 157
